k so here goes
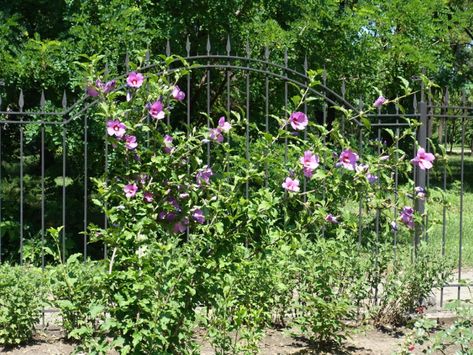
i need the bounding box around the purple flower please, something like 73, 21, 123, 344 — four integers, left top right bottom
289, 111, 308, 130
163, 134, 174, 154
411, 148, 435, 170
106, 119, 126, 138
367, 173, 378, 184
196, 166, 213, 186
218, 116, 232, 133
127, 72, 144, 88
300, 150, 319, 178
325, 214, 338, 224
400, 206, 414, 229
192, 209, 205, 224
124, 135, 138, 150
415, 186, 426, 200
173, 221, 187, 234
149, 100, 165, 120
337, 149, 359, 171
143, 192, 153, 203
168, 197, 181, 212
166, 212, 177, 221
282, 177, 300, 192
158, 211, 167, 220
373, 96, 387, 108
139, 174, 148, 185
124, 183, 138, 198
209, 128, 223, 143
86, 85, 99, 97
103, 80, 116, 93
171, 86, 186, 101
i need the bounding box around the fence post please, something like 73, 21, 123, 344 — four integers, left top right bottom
415, 82, 427, 252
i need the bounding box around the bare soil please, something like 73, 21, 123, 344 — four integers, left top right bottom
0, 326, 408, 355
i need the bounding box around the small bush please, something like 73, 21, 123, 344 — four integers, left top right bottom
373, 242, 452, 326
0, 264, 45, 346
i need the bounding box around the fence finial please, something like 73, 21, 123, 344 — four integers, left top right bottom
166, 39, 171, 57
145, 49, 150, 64
19, 89, 24, 111
284, 48, 288, 67
186, 36, 191, 56
341, 79, 346, 98
303, 56, 308, 74
104, 62, 109, 76
264, 46, 270, 60
245, 39, 250, 57
444, 87, 449, 107
206, 36, 211, 55
62, 90, 68, 109
322, 66, 327, 85
226, 35, 231, 55
40, 90, 46, 109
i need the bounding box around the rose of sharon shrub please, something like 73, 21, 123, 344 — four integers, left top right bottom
80, 56, 442, 353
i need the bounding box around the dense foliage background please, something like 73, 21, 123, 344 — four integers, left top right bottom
0, 0, 472, 104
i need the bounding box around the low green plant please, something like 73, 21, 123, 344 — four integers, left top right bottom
373, 241, 452, 326
0, 264, 45, 346
47, 226, 109, 352
399, 298, 473, 354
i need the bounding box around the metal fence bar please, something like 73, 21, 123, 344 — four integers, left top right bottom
206, 37, 211, 166
83, 114, 88, 260
440, 89, 448, 307
458, 91, 466, 300
264, 47, 269, 187
19, 91, 24, 265
62, 92, 67, 263
245, 42, 250, 199
40, 91, 46, 270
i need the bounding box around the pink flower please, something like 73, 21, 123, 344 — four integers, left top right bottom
300, 150, 319, 178
289, 111, 308, 130
373, 96, 387, 108
124, 135, 138, 150
400, 206, 414, 229
124, 183, 138, 198
218, 116, 232, 133
282, 177, 300, 192
149, 100, 165, 120
337, 149, 359, 171
209, 128, 223, 143
126, 72, 144, 88
171, 86, 185, 101
196, 166, 213, 186
143, 192, 153, 203
106, 119, 126, 138
163, 134, 174, 154
325, 214, 338, 224
192, 208, 205, 224
411, 148, 435, 170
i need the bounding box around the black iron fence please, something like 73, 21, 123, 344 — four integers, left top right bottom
0, 39, 472, 303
